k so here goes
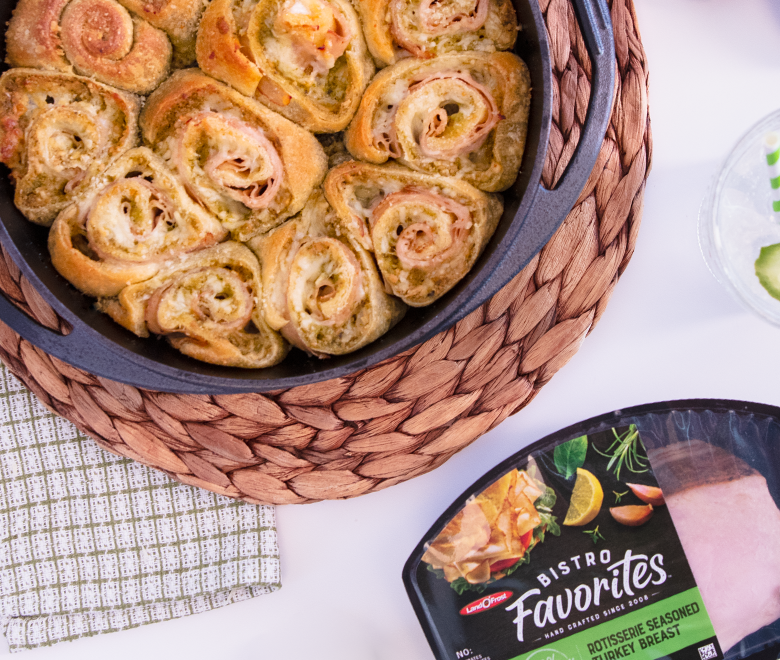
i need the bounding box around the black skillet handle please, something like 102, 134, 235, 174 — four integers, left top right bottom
0, 288, 191, 391
475, 0, 615, 303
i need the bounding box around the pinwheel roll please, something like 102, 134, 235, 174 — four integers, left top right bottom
344, 52, 530, 192
196, 0, 374, 132
0, 69, 140, 225
324, 162, 502, 305
114, 0, 208, 67
356, 0, 517, 66
249, 192, 405, 356
6, 0, 172, 94
141, 69, 327, 241
49, 147, 227, 298
99, 242, 289, 368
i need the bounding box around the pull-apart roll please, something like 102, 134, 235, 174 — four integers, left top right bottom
141, 69, 327, 241
49, 147, 227, 298
6, 0, 172, 94
345, 52, 530, 192
114, 0, 208, 67
0, 69, 140, 225
196, 0, 374, 132
325, 162, 502, 306
99, 242, 289, 369
356, 0, 517, 66
249, 191, 405, 356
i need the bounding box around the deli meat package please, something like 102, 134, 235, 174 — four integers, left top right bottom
403, 400, 780, 660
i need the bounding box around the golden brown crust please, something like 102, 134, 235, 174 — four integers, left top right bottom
249, 191, 406, 355
48, 205, 160, 298
5, 0, 73, 73
6, 0, 172, 94
482, 0, 517, 49
196, 0, 262, 97
344, 51, 531, 192
197, 0, 374, 132
357, 0, 517, 66
100, 242, 289, 369
343, 64, 400, 164
140, 69, 327, 241
249, 217, 299, 331
0, 69, 140, 225
49, 147, 227, 298
356, 0, 397, 66
324, 161, 502, 305
116, 0, 208, 67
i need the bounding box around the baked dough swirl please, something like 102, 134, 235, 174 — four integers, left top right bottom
249, 191, 405, 356
6, 0, 172, 94
100, 242, 289, 368
356, 0, 517, 66
345, 52, 530, 192
0, 69, 140, 225
325, 162, 502, 305
141, 69, 327, 241
49, 147, 227, 298
196, 0, 374, 132
113, 0, 208, 67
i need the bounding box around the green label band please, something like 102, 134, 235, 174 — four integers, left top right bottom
510, 588, 716, 660
768, 147, 780, 167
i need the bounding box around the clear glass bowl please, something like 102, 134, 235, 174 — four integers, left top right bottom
699, 108, 780, 325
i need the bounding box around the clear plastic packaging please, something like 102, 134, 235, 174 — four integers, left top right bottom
699, 110, 780, 325
404, 399, 780, 660
627, 403, 780, 659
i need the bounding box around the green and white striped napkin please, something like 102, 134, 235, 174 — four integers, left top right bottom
0, 362, 281, 652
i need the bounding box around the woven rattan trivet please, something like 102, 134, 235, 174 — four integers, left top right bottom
0, 0, 650, 505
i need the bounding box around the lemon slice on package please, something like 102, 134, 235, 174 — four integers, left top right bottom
563, 467, 603, 526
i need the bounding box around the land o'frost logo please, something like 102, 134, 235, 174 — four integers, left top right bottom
460, 591, 514, 616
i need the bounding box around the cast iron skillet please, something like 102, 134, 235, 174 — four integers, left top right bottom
0, 0, 614, 394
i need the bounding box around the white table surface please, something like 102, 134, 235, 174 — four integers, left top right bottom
5, 0, 780, 657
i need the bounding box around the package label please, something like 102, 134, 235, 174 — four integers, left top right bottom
507, 588, 716, 660
407, 425, 722, 660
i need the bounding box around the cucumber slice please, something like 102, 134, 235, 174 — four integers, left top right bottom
755, 243, 780, 300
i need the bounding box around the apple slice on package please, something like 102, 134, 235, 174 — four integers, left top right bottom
403, 399, 780, 660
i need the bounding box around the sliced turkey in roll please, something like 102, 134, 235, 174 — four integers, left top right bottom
141, 69, 327, 242
249, 191, 405, 356
49, 147, 226, 298
196, 0, 374, 132
345, 52, 530, 192
324, 162, 502, 306
6, 0, 172, 94
100, 242, 289, 369
356, 0, 517, 66
0, 69, 140, 225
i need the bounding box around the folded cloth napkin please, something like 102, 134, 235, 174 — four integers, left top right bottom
0, 363, 281, 652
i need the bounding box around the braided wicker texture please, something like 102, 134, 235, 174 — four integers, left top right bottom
0, 0, 650, 505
